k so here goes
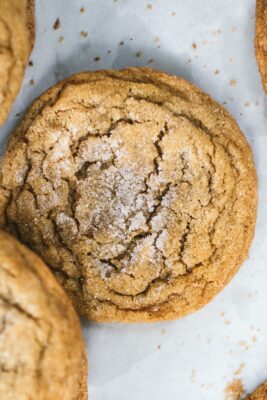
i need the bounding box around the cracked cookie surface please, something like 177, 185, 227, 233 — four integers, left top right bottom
0, 0, 32, 126
0, 230, 88, 400
246, 381, 267, 400
0, 67, 257, 322
255, 0, 267, 93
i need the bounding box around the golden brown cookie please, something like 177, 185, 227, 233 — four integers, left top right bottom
246, 381, 267, 400
0, 0, 34, 126
0, 68, 257, 323
255, 0, 267, 93
26, 0, 35, 46
0, 230, 88, 399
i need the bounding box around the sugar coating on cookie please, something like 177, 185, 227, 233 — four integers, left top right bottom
0, 0, 33, 125
246, 381, 267, 400
0, 230, 87, 399
255, 0, 267, 93
0, 68, 257, 322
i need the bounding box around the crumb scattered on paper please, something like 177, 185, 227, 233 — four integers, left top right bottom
224, 379, 244, 400
53, 18, 61, 30
80, 31, 88, 38
234, 363, 245, 376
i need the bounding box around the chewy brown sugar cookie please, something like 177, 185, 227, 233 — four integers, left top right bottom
0, 0, 34, 126
255, 0, 267, 93
246, 381, 267, 400
0, 68, 257, 322
0, 230, 88, 399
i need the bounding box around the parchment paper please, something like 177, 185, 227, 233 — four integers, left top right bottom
0, 1, 266, 399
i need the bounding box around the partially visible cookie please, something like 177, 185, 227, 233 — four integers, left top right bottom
0, 0, 33, 126
27, 0, 35, 46
0, 67, 257, 323
255, 0, 267, 93
246, 381, 267, 400
0, 230, 88, 400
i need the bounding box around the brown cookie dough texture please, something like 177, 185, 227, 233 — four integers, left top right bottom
26, 0, 35, 46
255, 0, 267, 93
0, 68, 257, 323
0, 0, 33, 126
0, 230, 88, 400
247, 381, 267, 400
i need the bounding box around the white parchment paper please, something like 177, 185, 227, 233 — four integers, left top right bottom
0, 1, 266, 399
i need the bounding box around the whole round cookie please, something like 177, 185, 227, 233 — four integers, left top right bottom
0, 68, 257, 322
255, 0, 267, 93
247, 381, 267, 400
0, 230, 88, 399
0, 0, 34, 126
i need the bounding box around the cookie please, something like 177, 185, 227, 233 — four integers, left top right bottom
26, 0, 35, 46
0, 230, 88, 399
0, 68, 257, 323
247, 381, 267, 400
0, 0, 34, 126
255, 0, 267, 93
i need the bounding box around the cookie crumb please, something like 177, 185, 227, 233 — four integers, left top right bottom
224, 319, 231, 325
224, 379, 244, 400
252, 336, 257, 342
234, 363, 245, 376
58, 36, 64, 43
147, 4, 153, 10
192, 43, 197, 49
191, 369, 196, 383
29, 78, 34, 85
212, 29, 221, 35
28, 60, 33, 67
53, 18, 61, 30
80, 31, 88, 38
214, 69, 220, 75
230, 79, 237, 86
80, 6, 85, 13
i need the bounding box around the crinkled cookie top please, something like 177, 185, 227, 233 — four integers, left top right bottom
0, 68, 257, 322
0, 0, 31, 125
0, 230, 87, 400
